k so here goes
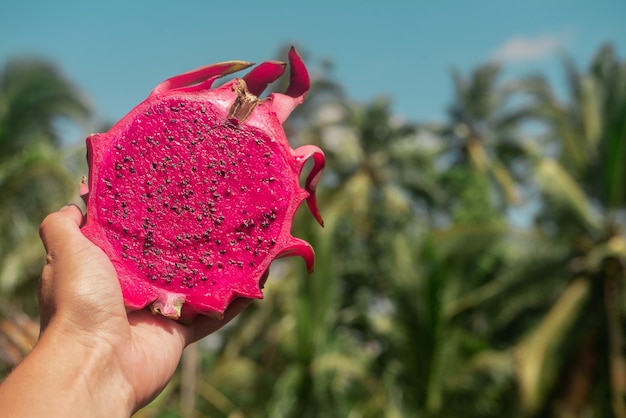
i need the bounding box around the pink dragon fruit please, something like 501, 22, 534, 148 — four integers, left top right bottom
80, 47, 324, 320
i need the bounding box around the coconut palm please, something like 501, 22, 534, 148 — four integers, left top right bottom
440, 43, 626, 417
512, 43, 626, 418
0, 58, 91, 156
0, 58, 91, 373
134, 50, 384, 418
436, 62, 533, 211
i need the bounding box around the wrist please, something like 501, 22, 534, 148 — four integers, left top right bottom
43, 320, 137, 417
0, 320, 136, 417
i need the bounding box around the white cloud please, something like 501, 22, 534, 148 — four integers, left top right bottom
491, 34, 569, 64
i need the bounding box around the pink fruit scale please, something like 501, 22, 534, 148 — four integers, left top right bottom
80, 47, 325, 320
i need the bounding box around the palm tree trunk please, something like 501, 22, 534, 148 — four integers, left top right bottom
180, 342, 199, 418
604, 257, 626, 418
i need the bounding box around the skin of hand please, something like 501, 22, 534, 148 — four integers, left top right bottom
0, 204, 255, 417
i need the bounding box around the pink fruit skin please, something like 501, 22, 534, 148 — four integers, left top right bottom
80, 48, 324, 320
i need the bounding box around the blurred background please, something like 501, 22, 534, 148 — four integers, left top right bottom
1, 1, 626, 417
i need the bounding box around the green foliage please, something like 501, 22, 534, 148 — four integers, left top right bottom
4, 43, 626, 418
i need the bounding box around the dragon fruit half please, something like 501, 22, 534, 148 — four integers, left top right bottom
80, 47, 325, 320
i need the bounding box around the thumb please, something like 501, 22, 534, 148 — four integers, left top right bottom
39, 205, 86, 257
38, 205, 112, 331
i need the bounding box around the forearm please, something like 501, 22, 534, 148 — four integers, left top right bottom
0, 323, 135, 418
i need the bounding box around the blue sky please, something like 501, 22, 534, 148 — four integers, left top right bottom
1, 0, 625, 141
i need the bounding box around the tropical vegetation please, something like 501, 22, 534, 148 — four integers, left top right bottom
1, 42, 625, 417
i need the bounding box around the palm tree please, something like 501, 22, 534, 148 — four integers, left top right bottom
437, 62, 536, 213
0, 58, 91, 156
443, 43, 626, 417
136, 49, 387, 418
0, 58, 91, 373
513, 43, 626, 418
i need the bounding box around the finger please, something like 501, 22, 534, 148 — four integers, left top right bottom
185, 297, 252, 344
182, 269, 270, 344
39, 205, 86, 256
38, 206, 85, 328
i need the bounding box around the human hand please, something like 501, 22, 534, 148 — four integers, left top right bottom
0, 204, 254, 417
